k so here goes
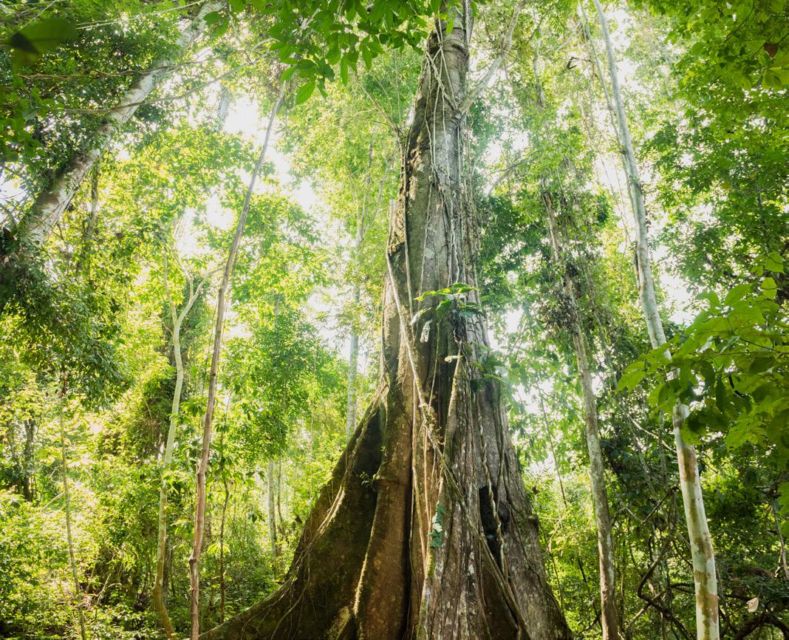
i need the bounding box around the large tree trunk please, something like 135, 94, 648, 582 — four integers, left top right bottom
584, 3, 720, 638
8, 2, 217, 253
202, 9, 570, 640
542, 189, 620, 640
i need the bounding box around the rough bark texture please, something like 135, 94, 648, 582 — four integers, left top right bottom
9, 2, 218, 252
585, 2, 719, 637
543, 190, 620, 640
202, 10, 570, 640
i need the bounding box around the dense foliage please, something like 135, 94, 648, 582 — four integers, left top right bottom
0, 0, 786, 638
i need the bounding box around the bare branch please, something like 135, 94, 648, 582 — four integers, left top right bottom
458, 1, 527, 115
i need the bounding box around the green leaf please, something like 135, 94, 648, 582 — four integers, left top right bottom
10, 17, 78, 66
764, 251, 785, 273
726, 420, 761, 449
685, 411, 705, 434
748, 355, 774, 374
326, 46, 341, 66
764, 67, 789, 88
281, 66, 297, 82
682, 411, 706, 444
657, 382, 675, 409
295, 81, 315, 105
695, 361, 716, 388
340, 57, 350, 84
715, 377, 729, 413
362, 46, 373, 70
206, 12, 229, 37
724, 283, 751, 306
617, 364, 646, 391
761, 277, 777, 299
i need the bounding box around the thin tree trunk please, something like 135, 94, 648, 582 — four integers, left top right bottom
153, 258, 205, 639
266, 301, 280, 558
532, 39, 618, 637
189, 82, 286, 640
275, 460, 284, 534
345, 142, 374, 437
543, 189, 620, 640
59, 377, 88, 640
771, 498, 789, 580
585, 2, 719, 637
267, 459, 279, 558
345, 301, 360, 437
10, 2, 217, 252
219, 449, 229, 624
202, 7, 570, 639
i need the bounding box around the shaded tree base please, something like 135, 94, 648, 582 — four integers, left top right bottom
202, 387, 571, 640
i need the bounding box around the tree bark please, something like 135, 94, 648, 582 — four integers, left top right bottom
219, 445, 230, 624
153, 258, 206, 639
542, 189, 620, 640
202, 8, 570, 639
189, 83, 285, 640
585, 2, 720, 638
9, 2, 218, 253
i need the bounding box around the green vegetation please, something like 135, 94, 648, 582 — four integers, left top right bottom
0, 0, 786, 638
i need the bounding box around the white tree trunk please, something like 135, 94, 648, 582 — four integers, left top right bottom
189, 83, 285, 640
345, 319, 360, 436
14, 2, 218, 250
345, 224, 362, 437
153, 262, 205, 639
587, 2, 719, 637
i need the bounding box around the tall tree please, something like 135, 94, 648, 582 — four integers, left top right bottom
542, 185, 620, 640
202, 6, 570, 639
153, 247, 207, 639
7, 2, 217, 255
529, 39, 620, 637
189, 83, 285, 640
584, 1, 719, 637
